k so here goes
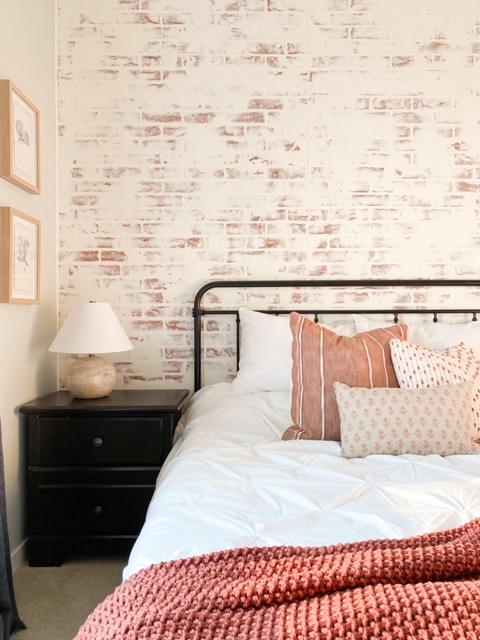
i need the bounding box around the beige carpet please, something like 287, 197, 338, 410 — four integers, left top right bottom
12, 552, 128, 640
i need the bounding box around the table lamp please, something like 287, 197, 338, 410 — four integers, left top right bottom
49, 301, 134, 399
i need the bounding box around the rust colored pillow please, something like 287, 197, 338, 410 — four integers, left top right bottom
283, 313, 408, 441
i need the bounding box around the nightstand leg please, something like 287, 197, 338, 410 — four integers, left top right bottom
28, 536, 65, 567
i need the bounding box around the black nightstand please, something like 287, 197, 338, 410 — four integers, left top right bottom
19, 388, 189, 566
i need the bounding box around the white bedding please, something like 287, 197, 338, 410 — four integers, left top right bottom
123, 382, 480, 581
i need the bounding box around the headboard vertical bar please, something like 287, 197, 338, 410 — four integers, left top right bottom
193, 308, 202, 392
235, 313, 240, 374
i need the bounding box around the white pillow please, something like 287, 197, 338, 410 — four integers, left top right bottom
229, 308, 355, 395
411, 323, 480, 355
390, 339, 480, 441
353, 314, 400, 333
229, 308, 292, 395
353, 314, 480, 356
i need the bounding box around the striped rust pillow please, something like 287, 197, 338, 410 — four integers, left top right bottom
283, 313, 408, 441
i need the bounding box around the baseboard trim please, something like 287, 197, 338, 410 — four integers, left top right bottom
11, 538, 27, 572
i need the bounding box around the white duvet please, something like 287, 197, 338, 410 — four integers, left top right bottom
123, 382, 480, 581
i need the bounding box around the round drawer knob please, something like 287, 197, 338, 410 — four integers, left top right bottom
93, 506, 103, 517
92, 437, 103, 448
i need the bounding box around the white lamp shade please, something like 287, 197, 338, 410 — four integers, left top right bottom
49, 302, 134, 354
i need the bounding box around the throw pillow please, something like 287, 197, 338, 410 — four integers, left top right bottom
390, 339, 480, 442
283, 313, 408, 441
335, 381, 478, 458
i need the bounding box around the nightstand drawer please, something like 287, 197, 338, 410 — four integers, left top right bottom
33, 483, 154, 535
34, 416, 168, 465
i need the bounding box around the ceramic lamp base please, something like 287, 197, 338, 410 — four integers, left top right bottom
65, 355, 116, 399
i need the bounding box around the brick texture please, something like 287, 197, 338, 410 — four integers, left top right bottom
57, 0, 480, 388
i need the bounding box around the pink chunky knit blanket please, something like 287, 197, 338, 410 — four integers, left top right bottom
75, 518, 480, 639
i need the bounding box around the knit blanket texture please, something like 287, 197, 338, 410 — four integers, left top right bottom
74, 518, 480, 639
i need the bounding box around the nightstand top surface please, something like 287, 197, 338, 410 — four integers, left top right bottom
19, 388, 190, 414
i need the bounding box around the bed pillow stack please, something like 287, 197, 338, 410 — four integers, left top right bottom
334, 322, 480, 456
229, 306, 480, 458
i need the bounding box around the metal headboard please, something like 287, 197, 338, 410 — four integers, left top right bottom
192, 279, 480, 391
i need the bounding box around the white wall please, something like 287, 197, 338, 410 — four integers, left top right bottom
0, 0, 57, 569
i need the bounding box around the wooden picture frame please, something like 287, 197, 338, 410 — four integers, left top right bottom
0, 207, 41, 304
0, 80, 41, 194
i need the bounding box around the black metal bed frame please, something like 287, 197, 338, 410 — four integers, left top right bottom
192, 279, 480, 391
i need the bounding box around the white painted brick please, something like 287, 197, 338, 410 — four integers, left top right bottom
57, 0, 480, 388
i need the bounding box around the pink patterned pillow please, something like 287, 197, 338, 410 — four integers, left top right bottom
283, 313, 408, 441
335, 382, 478, 458
390, 339, 480, 442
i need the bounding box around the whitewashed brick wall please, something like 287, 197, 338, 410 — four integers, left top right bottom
57, 0, 480, 389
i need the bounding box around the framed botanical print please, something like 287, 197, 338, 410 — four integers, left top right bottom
0, 207, 41, 304
0, 80, 41, 194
